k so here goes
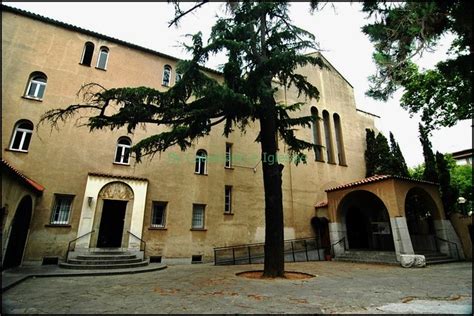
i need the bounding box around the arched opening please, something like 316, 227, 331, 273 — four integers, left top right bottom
322, 110, 335, 163
333, 113, 346, 165
339, 190, 394, 251
80, 41, 95, 66
96, 46, 109, 70
310, 106, 323, 161
405, 187, 439, 252
3, 196, 33, 270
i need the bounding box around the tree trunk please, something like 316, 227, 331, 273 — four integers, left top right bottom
259, 97, 285, 278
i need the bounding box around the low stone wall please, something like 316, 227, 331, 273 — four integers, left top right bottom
449, 213, 473, 260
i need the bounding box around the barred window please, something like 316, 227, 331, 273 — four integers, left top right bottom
50, 195, 74, 225
151, 202, 167, 228
192, 204, 205, 229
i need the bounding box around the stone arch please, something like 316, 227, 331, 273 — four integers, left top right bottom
337, 190, 394, 251
3, 195, 33, 270
91, 181, 134, 248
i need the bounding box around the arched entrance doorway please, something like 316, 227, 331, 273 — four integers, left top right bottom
3, 196, 33, 270
90, 181, 134, 248
339, 190, 395, 251
405, 187, 439, 252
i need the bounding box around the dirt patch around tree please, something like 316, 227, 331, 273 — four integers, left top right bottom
236, 270, 315, 280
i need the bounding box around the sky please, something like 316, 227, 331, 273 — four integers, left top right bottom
3, 1, 472, 167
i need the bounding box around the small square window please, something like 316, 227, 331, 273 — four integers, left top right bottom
50, 195, 74, 225
151, 202, 167, 228
192, 204, 205, 229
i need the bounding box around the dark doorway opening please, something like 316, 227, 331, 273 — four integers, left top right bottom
311, 216, 330, 253
346, 207, 370, 249
405, 188, 437, 252
3, 196, 33, 270
97, 200, 127, 248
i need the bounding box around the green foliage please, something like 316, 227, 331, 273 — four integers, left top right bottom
419, 124, 438, 182
409, 163, 425, 180
435, 151, 458, 215
364, 128, 377, 177
389, 131, 409, 177
361, 1, 473, 130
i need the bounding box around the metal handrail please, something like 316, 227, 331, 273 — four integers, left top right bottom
434, 236, 460, 260
330, 237, 346, 257
213, 236, 319, 250
127, 231, 147, 259
66, 230, 95, 262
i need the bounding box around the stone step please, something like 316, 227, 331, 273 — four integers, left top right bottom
59, 259, 150, 270
68, 258, 143, 265
334, 256, 398, 265
76, 254, 137, 260
426, 258, 458, 264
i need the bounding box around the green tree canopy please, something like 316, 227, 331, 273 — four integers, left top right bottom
419, 123, 438, 182
365, 129, 408, 177
389, 131, 409, 177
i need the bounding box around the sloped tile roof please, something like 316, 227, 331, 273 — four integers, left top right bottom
314, 201, 328, 208
1, 159, 45, 194
325, 175, 438, 192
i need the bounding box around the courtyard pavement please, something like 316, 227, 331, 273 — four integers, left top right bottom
1, 261, 472, 314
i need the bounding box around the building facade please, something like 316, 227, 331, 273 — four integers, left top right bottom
10, 6, 462, 267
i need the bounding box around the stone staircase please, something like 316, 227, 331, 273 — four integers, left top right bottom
416, 251, 458, 265
60, 249, 149, 270
334, 250, 398, 265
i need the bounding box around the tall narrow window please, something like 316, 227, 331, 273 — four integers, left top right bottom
175, 72, 182, 84
162, 65, 172, 86
310, 106, 324, 161
192, 204, 205, 229
96, 46, 109, 70
225, 143, 232, 168
80, 42, 95, 66
114, 137, 131, 164
50, 195, 74, 225
322, 110, 335, 163
10, 120, 33, 152
25, 72, 47, 99
333, 113, 346, 166
195, 150, 207, 174
224, 186, 232, 214
151, 202, 167, 228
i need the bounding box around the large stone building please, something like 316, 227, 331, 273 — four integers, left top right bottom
2, 5, 465, 268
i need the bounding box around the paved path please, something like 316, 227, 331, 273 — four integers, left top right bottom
2, 261, 472, 314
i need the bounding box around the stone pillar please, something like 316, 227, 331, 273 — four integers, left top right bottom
390, 216, 414, 262
329, 222, 346, 256
434, 219, 465, 260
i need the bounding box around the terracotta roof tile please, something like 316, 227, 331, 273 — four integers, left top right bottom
1, 159, 45, 194
325, 175, 438, 192
314, 201, 328, 208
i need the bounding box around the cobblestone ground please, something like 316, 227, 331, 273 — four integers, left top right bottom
2, 261, 472, 314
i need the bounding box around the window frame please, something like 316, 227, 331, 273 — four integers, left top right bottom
50, 194, 74, 225
322, 110, 336, 164
175, 72, 182, 84
333, 113, 347, 166
225, 143, 233, 168
96, 46, 109, 70
224, 186, 232, 214
9, 120, 34, 152
114, 137, 132, 165
195, 150, 207, 175
25, 73, 47, 100
191, 204, 206, 229
151, 201, 167, 228
162, 65, 172, 87
80, 41, 95, 66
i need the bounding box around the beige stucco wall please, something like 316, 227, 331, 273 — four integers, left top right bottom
449, 213, 473, 260
2, 9, 376, 263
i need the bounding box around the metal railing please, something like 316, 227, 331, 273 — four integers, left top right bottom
330, 237, 346, 257
127, 231, 147, 259
214, 237, 326, 265
434, 236, 460, 260
65, 230, 94, 262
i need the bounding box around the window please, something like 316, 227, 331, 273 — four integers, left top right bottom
195, 149, 207, 174
114, 137, 131, 164
80, 42, 95, 66
333, 113, 346, 165
25, 72, 47, 99
162, 65, 172, 86
96, 46, 109, 70
50, 195, 74, 225
192, 204, 205, 229
175, 72, 182, 84
310, 106, 324, 161
322, 110, 335, 163
225, 143, 232, 168
9, 120, 33, 152
225, 186, 232, 214
151, 202, 167, 228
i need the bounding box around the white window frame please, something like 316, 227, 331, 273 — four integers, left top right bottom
151, 202, 167, 228
175, 72, 182, 84
26, 75, 47, 99
50, 194, 74, 225
225, 186, 232, 214
96, 47, 109, 70
9, 121, 33, 152
192, 204, 205, 229
162, 65, 172, 86
225, 143, 232, 168
114, 137, 131, 165
195, 150, 207, 175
